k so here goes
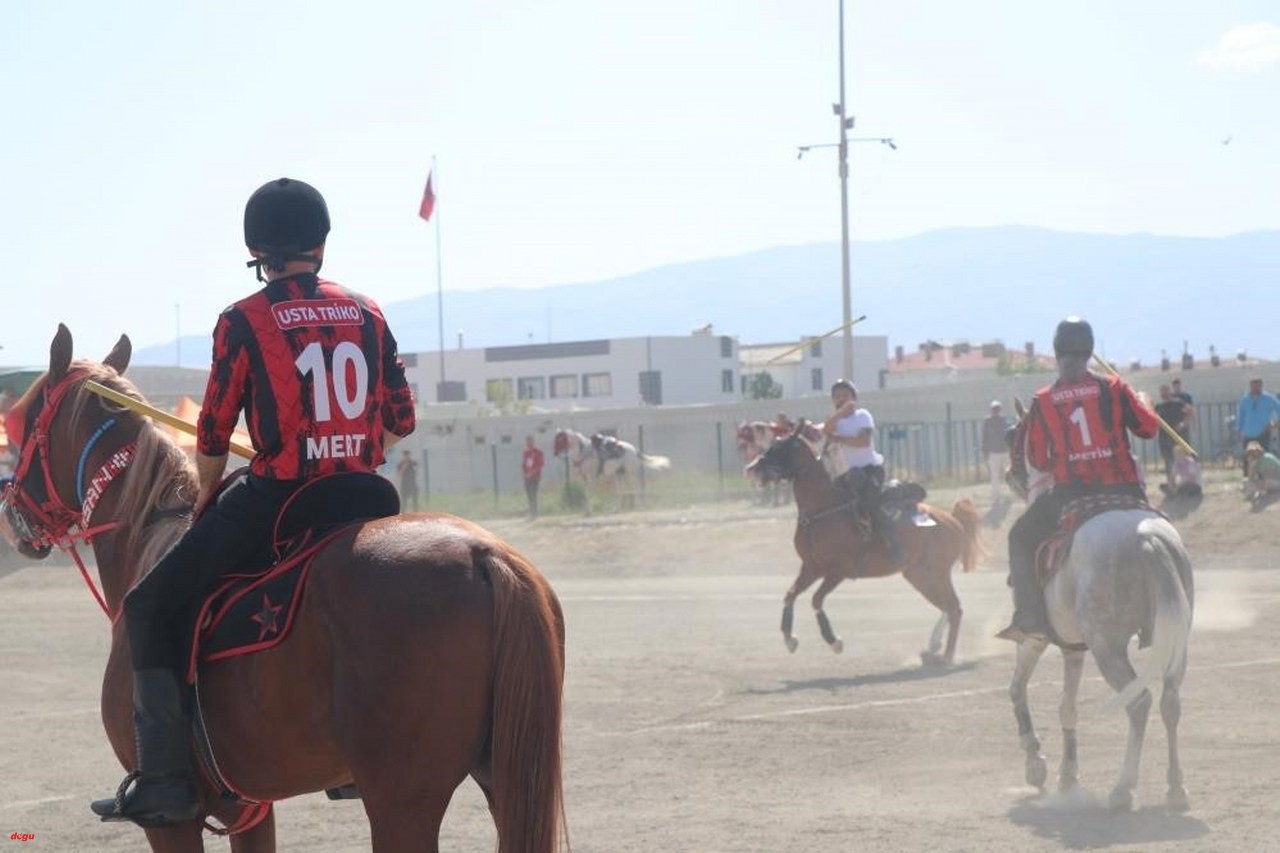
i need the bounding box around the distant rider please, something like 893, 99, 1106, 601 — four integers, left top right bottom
822, 379, 905, 565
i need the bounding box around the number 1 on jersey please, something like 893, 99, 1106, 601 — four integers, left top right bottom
1068, 405, 1093, 447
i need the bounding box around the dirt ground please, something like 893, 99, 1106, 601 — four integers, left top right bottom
2, 470, 1279, 851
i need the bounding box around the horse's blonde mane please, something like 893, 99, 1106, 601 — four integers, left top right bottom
68, 361, 197, 569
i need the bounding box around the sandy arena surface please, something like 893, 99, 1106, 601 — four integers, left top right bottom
1, 472, 1279, 851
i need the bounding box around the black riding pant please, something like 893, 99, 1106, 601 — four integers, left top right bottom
124, 474, 299, 672
836, 464, 892, 537
1008, 483, 1146, 622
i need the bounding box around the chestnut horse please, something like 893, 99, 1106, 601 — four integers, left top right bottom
748, 423, 982, 664
0, 326, 566, 853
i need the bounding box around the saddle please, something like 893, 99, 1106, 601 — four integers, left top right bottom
184, 471, 401, 678
1034, 492, 1155, 585
834, 477, 935, 539
592, 434, 627, 475
881, 479, 935, 528
181, 472, 400, 826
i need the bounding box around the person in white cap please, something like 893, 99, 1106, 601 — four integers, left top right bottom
980, 400, 1009, 501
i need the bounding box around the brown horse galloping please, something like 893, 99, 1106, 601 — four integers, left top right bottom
0, 326, 565, 853
749, 423, 982, 664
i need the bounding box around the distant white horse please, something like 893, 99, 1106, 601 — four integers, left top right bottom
553, 428, 670, 509
589, 432, 670, 507
552, 428, 598, 488
1007, 433, 1194, 811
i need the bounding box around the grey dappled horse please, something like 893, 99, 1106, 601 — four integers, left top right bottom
1008, 460, 1194, 811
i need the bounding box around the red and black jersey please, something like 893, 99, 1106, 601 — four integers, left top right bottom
1022, 372, 1158, 487
197, 274, 416, 480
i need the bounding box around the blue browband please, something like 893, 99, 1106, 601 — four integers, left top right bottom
76, 417, 118, 504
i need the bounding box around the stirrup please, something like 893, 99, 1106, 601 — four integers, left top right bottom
91, 770, 143, 822
90, 770, 198, 827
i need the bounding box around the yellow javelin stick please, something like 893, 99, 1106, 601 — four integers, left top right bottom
766, 314, 868, 364
1089, 355, 1198, 459
85, 379, 254, 460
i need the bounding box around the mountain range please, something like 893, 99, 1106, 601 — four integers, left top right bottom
134, 226, 1280, 368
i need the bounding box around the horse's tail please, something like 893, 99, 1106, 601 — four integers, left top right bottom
479, 545, 567, 853
949, 497, 984, 573
639, 453, 671, 471
1112, 532, 1193, 712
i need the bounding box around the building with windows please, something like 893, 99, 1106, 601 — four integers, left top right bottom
404, 332, 744, 410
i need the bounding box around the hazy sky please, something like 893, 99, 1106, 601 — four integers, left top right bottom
3, 1, 1277, 366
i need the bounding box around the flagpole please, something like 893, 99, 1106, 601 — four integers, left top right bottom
433, 155, 446, 394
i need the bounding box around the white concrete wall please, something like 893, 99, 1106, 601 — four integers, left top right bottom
404, 334, 740, 410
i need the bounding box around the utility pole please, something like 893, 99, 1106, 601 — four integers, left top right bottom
837, 0, 853, 381
797, 1, 894, 384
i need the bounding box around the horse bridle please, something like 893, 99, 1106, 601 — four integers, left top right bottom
1, 368, 137, 618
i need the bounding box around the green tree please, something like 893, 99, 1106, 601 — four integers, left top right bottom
746, 371, 783, 400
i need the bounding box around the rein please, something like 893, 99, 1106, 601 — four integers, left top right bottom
797, 499, 857, 528
2, 370, 141, 621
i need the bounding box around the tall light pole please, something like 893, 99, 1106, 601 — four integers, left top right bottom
836, 0, 852, 382
797, 0, 896, 383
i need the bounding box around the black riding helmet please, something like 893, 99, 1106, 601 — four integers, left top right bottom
244, 178, 331, 279
830, 379, 857, 396
1053, 316, 1094, 357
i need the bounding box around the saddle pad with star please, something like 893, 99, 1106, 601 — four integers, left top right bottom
185, 472, 400, 677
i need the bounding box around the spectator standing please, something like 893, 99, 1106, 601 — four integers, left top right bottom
1154, 384, 1191, 493
396, 449, 421, 511
522, 435, 545, 519
1171, 377, 1195, 432
1236, 378, 1280, 470
980, 401, 1009, 501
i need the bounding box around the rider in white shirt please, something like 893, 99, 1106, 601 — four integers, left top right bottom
822, 380, 904, 564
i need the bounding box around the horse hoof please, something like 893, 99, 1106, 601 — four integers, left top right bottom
1108, 788, 1133, 811
1058, 777, 1079, 795
784, 636, 799, 654
830, 638, 844, 654
1026, 755, 1048, 789
919, 651, 948, 668
1167, 786, 1190, 812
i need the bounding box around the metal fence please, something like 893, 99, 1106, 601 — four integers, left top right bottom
398, 398, 1249, 511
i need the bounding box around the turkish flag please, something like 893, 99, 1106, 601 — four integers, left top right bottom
418, 172, 436, 222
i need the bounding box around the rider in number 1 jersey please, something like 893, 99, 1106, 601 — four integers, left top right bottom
997, 316, 1159, 644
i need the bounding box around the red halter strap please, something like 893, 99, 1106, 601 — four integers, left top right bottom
4, 370, 136, 620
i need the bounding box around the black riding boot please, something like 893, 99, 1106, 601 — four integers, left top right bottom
871, 505, 906, 564
997, 524, 1050, 643
90, 669, 200, 826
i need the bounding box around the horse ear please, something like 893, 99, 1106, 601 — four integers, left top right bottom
49, 324, 73, 383
103, 334, 132, 375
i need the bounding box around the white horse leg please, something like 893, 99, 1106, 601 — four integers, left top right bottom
1058, 649, 1086, 792
926, 612, 948, 657
1092, 643, 1150, 810
1163, 671, 1189, 811
1009, 637, 1050, 789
